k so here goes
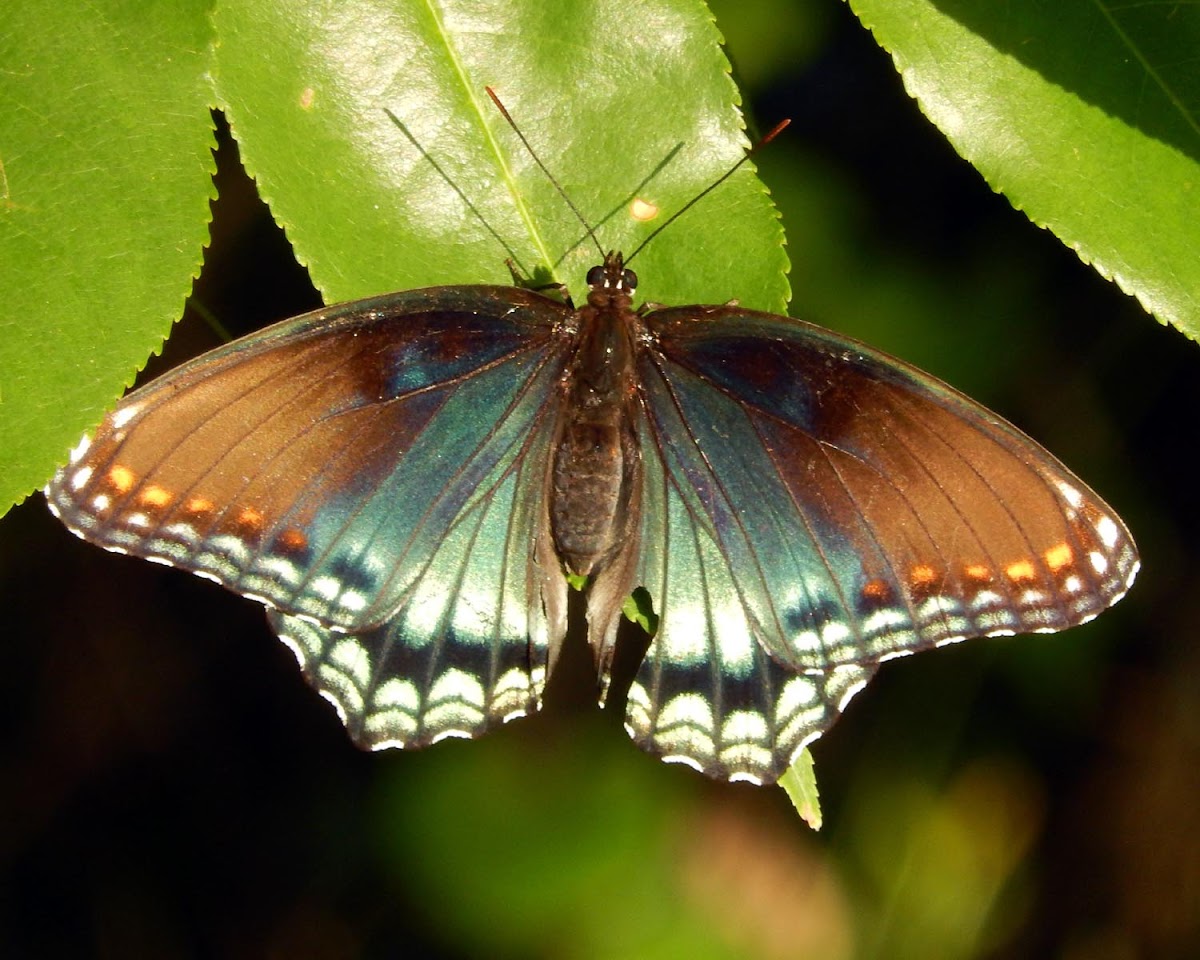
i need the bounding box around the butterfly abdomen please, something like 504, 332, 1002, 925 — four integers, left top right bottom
550, 417, 641, 576
549, 281, 643, 577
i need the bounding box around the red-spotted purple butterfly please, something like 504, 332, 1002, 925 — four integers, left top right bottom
45, 97, 1138, 785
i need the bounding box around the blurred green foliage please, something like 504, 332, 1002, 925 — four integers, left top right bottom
2, 0, 1197, 958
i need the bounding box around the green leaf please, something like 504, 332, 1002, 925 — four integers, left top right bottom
848, 0, 1200, 340
779, 746, 823, 831
211, 0, 788, 309
622, 586, 660, 635
0, 0, 217, 514
2, 0, 788, 517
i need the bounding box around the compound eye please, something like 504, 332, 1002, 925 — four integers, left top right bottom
622, 268, 638, 290
586, 265, 605, 286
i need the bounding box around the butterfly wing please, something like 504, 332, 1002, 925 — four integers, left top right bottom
622, 305, 1138, 784
47, 286, 573, 744
266, 422, 563, 748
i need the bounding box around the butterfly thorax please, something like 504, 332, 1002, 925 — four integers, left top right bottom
549, 253, 642, 577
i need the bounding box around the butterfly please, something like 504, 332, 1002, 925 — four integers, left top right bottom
44, 106, 1139, 786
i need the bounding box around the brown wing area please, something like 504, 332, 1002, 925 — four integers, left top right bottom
755, 373, 1133, 651
46, 287, 568, 633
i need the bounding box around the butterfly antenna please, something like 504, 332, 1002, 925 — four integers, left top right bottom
625, 118, 791, 266
485, 87, 606, 260
384, 107, 530, 276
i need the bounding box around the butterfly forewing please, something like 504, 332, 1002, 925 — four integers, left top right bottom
618, 304, 1138, 783
47, 288, 571, 631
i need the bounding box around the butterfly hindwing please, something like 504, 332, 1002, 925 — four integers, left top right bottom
623, 416, 878, 782
618, 304, 1138, 783
267, 418, 562, 748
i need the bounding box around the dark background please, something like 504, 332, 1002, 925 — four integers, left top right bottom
3, 2, 1196, 957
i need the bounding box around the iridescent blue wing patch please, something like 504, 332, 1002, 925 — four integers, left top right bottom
267, 421, 559, 747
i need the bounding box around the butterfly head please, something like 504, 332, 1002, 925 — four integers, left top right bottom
585, 251, 638, 310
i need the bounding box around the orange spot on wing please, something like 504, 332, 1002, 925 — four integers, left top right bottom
183, 496, 215, 519
964, 563, 992, 583
861, 579, 892, 601
909, 564, 937, 587
1044, 543, 1073, 572
236, 507, 264, 533
1005, 560, 1037, 583
138, 484, 173, 509
108, 465, 135, 493
276, 527, 308, 552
